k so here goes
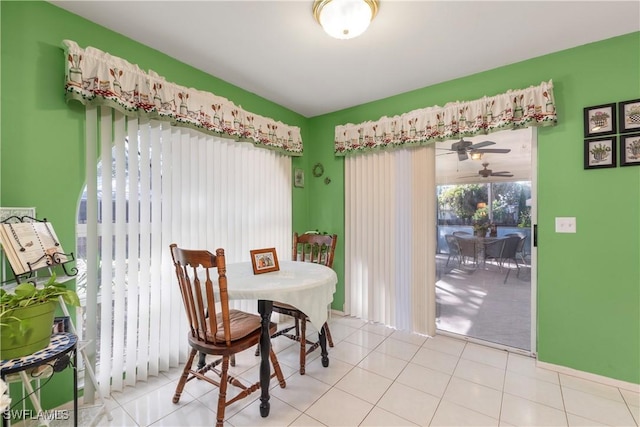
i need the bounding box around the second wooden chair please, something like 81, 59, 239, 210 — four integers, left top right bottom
268, 232, 338, 375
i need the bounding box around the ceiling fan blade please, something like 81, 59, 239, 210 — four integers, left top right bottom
473, 148, 511, 154
469, 141, 495, 149
491, 173, 514, 177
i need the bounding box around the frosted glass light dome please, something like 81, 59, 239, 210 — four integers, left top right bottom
313, 0, 379, 40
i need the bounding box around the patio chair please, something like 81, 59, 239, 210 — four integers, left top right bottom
169, 244, 286, 427
499, 235, 522, 283
444, 234, 461, 267
505, 232, 528, 264
483, 238, 506, 268
455, 235, 478, 267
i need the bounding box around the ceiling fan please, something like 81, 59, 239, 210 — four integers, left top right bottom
471, 162, 514, 178
437, 138, 511, 161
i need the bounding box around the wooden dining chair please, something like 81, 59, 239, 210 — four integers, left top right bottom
169, 244, 286, 427
268, 232, 338, 375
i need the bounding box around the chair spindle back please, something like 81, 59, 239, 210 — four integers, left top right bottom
169, 244, 231, 346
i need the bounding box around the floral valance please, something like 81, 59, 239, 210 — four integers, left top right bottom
334, 80, 557, 156
62, 40, 303, 156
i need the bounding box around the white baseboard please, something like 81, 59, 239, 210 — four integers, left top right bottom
537, 360, 640, 393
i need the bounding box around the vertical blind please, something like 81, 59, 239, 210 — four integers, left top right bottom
81, 106, 292, 396
344, 146, 436, 336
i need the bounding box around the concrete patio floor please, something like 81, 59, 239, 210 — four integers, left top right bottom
435, 253, 532, 351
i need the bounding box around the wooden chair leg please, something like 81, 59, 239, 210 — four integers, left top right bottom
216, 356, 230, 427
269, 348, 287, 388
173, 349, 197, 403
323, 322, 334, 348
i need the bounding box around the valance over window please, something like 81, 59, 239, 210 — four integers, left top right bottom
62, 40, 303, 156
334, 80, 557, 156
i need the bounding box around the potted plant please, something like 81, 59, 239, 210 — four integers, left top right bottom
0, 274, 79, 360
472, 207, 490, 237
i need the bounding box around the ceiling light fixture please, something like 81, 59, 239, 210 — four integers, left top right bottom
470, 152, 484, 161
313, 0, 379, 40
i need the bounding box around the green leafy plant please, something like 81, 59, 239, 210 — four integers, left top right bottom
0, 274, 80, 321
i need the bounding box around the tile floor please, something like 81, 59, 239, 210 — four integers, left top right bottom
56, 315, 639, 426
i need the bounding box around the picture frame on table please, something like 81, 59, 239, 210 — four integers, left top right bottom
618, 99, 640, 134
584, 137, 617, 169
294, 168, 304, 188
619, 133, 640, 167
250, 248, 280, 274
583, 103, 616, 138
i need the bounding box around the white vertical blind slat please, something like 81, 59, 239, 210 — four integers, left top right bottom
98, 107, 114, 391
125, 118, 140, 387
137, 119, 151, 381
112, 111, 127, 391
84, 106, 100, 399
149, 122, 163, 376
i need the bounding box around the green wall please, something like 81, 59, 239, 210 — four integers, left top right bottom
307, 33, 640, 384
1, 4, 638, 414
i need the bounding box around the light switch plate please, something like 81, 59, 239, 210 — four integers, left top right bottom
555, 217, 576, 233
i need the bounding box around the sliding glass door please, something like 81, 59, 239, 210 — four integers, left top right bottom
434, 128, 536, 353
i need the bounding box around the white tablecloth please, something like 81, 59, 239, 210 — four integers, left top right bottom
221, 260, 337, 331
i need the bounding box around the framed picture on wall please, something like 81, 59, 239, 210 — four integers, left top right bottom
583, 103, 616, 138
620, 133, 640, 166
584, 137, 617, 169
618, 99, 640, 133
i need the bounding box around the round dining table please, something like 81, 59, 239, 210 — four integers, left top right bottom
222, 260, 337, 417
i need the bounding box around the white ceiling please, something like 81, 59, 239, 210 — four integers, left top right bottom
49, 1, 640, 119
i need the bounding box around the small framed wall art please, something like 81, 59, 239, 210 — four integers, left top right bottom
618, 99, 640, 134
294, 168, 304, 188
584, 137, 617, 169
584, 103, 616, 138
250, 247, 280, 274
620, 133, 640, 167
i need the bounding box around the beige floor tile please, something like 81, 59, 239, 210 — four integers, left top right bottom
411, 347, 460, 375
453, 358, 505, 391
376, 382, 440, 426
562, 387, 636, 426
430, 400, 499, 426
396, 362, 451, 398
334, 366, 393, 404
305, 388, 373, 426
442, 377, 502, 419
358, 350, 409, 380
500, 393, 567, 426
